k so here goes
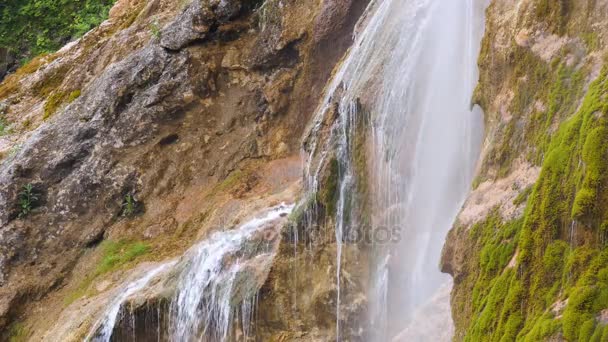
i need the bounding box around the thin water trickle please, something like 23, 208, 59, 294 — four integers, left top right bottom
570, 220, 577, 248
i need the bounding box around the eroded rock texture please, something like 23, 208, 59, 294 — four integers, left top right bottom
0, 0, 369, 339
442, 0, 608, 341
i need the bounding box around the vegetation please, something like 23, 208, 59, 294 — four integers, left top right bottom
64, 239, 151, 305
535, 0, 572, 35
121, 193, 138, 217
17, 183, 39, 218
456, 68, 608, 341
96, 240, 150, 275
149, 20, 161, 39
513, 186, 533, 206
320, 158, 339, 216
0, 0, 117, 59
7, 322, 27, 342
0, 115, 8, 136
43, 89, 80, 120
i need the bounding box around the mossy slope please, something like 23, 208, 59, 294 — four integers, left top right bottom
449, 1, 608, 340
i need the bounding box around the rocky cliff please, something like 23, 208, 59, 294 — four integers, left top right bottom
442, 0, 608, 340
0, 0, 370, 340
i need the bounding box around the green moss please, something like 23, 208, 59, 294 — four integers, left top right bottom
212, 169, 251, 196
458, 68, 608, 341
534, 0, 572, 35
64, 240, 150, 305
7, 322, 27, 342
583, 31, 601, 51
513, 186, 534, 206
32, 63, 71, 98
0, 116, 9, 136
43, 91, 65, 120
320, 158, 339, 216
96, 240, 150, 275
288, 193, 316, 226
67, 89, 81, 102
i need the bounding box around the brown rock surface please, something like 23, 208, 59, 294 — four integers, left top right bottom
0, 0, 370, 339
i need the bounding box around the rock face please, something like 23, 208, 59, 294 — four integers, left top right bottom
442, 0, 608, 341
0, 0, 370, 339
0, 48, 13, 80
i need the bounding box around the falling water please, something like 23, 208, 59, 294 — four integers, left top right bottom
86, 203, 293, 341
169, 203, 293, 341
87, 261, 176, 341
570, 220, 577, 248
304, 0, 487, 340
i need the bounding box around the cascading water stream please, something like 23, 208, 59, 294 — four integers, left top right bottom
86, 203, 293, 342
86, 262, 177, 342
303, 0, 487, 340
169, 203, 293, 341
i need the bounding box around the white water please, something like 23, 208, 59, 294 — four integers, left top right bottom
87, 261, 176, 341
169, 203, 293, 341
304, 0, 486, 340
86, 203, 293, 341
87, 0, 487, 339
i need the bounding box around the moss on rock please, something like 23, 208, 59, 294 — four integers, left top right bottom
452, 68, 608, 341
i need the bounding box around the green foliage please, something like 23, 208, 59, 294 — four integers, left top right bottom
0, 0, 117, 58
121, 193, 137, 217
149, 20, 161, 39
96, 240, 150, 275
17, 183, 39, 218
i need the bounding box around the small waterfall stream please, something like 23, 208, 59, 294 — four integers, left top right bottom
86, 262, 177, 342
86, 203, 293, 341
168, 203, 293, 341
304, 0, 487, 340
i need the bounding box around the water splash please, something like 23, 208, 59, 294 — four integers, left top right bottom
86, 203, 293, 342
303, 0, 487, 339
169, 203, 293, 341
86, 261, 176, 342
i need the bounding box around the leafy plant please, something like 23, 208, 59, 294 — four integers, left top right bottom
149, 20, 161, 39
121, 193, 137, 217
18, 183, 39, 218
0, 0, 117, 58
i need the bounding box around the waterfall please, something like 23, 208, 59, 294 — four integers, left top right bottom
303, 0, 487, 340
169, 203, 293, 341
86, 203, 293, 341
86, 261, 176, 341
